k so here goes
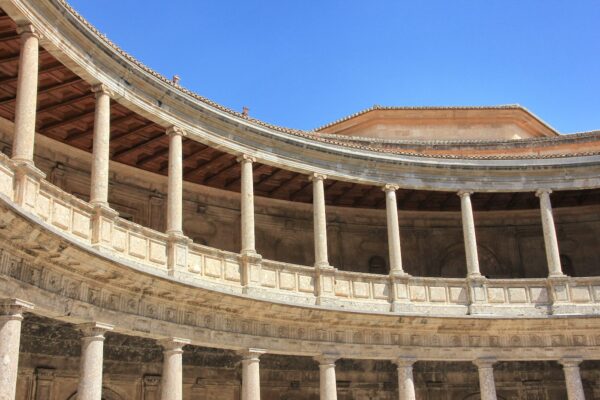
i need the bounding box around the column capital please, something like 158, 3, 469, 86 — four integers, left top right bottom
158, 337, 190, 353
394, 356, 416, 368
91, 83, 114, 98
457, 190, 474, 198
236, 154, 256, 163
383, 183, 400, 192
309, 172, 327, 182
166, 125, 187, 137
535, 188, 553, 197
314, 353, 339, 365
16, 23, 42, 40
0, 298, 34, 319
560, 357, 583, 368
78, 322, 114, 338
239, 348, 266, 361
473, 357, 497, 368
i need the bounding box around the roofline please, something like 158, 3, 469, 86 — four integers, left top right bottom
314, 104, 561, 136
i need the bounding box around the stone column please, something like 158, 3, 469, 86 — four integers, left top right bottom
12, 25, 40, 165
165, 127, 190, 275
536, 189, 564, 277
474, 358, 497, 400
560, 358, 585, 400
315, 354, 338, 400
238, 155, 257, 256
394, 357, 416, 400
166, 126, 186, 236
0, 299, 34, 400
77, 322, 114, 400
311, 173, 329, 268
159, 338, 190, 400
89, 84, 112, 208
458, 191, 481, 277
384, 184, 406, 276
240, 348, 265, 400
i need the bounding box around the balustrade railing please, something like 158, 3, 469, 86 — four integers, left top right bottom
0, 152, 599, 317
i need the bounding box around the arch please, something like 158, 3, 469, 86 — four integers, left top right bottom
67, 387, 124, 400
439, 243, 506, 278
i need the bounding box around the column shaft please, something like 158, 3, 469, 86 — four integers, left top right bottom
396, 358, 416, 400
240, 155, 256, 255
475, 359, 497, 400
166, 127, 185, 236
89, 85, 112, 207
77, 323, 113, 400
312, 173, 329, 268
536, 189, 564, 277
241, 349, 264, 400
384, 185, 404, 275
0, 299, 33, 400
458, 191, 481, 277
12, 25, 39, 164
160, 338, 189, 400
561, 359, 585, 400
316, 355, 338, 400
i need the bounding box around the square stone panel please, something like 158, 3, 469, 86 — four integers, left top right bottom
428, 286, 447, 303
51, 200, 71, 230
570, 286, 591, 303
298, 274, 314, 293
335, 279, 350, 297
128, 233, 147, 259
353, 281, 370, 299
0, 168, 13, 198
187, 252, 202, 273
507, 287, 528, 303
112, 227, 127, 252
279, 272, 296, 291
373, 283, 388, 299
260, 268, 276, 287
148, 240, 167, 264
409, 285, 427, 302
529, 287, 549, 304
36, 192, 51, 220
224, 261, 241, 282
72, 210, 90, 239
449, 287, 467, 304
204, 257, 222, 278
487, 287, 506, 303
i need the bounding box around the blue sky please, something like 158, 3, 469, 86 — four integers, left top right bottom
68, 0, 600, 133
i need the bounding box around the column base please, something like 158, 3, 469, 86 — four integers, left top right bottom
241, 251, 262, 292
167, 233, 192, 276
12, 161, 45, 211
91, 204, 119, 251
467, 276, 489, 315
315, 265, 337, 305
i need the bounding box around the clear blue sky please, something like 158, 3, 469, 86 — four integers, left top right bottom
68, 0, 600, 133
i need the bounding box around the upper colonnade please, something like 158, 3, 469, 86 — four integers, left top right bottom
0, 0, 599, 399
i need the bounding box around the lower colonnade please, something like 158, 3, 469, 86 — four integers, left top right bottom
0, 298, 592, 400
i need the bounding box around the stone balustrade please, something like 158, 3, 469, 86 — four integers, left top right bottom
0, 151, 598, 318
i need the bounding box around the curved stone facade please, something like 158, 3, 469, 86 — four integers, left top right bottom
0, 0, 599, 399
